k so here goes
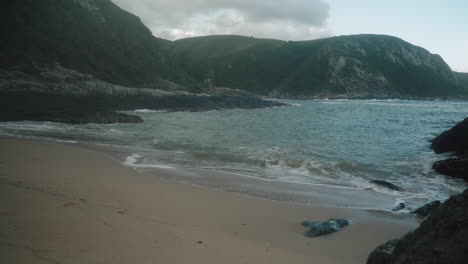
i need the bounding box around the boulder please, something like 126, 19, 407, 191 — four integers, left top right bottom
303, 218, 349, 238
431, 117, 468, 181
431, 117, 468, 155
433, 156, 468, 181
391, 203, 405, 212
370, 180, 404, 191
411, 201, 441, 217
366, 189, 468, 264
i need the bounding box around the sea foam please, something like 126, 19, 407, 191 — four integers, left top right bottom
124, 154, 175, 169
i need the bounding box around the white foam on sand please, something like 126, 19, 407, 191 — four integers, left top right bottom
123, 154, 175, 169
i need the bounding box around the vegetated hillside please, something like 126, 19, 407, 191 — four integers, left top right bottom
169, 34, 465, 98
454, 72, 468, 91
0, 0, 193, 90
1, 0, 466, 99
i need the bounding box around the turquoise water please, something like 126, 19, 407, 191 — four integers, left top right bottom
1, 99, 467, 207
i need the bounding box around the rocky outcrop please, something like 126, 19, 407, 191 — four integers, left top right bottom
0, 91, 284, 124
366, 189, 468, 264
433, 156, 468, 181
0, 64, 189, 97
431, 117, 468, 155
431, 117, 468, 181
391, 203, 405, 212
366, 239, 399, 264
411, 201, 441, 217
0, 64, 284, 124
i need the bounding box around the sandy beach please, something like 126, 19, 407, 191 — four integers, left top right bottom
0, 138, 418, 264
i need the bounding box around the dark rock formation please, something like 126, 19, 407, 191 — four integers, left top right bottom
431, 117, 468, 181
0, 91, 284, 124
366, 239, 399, 264
302, 218, 349, 238
0, 64, 284, 124
391, 203, 405, 212
431, 117, 468, 155
370, 180, 404, 191
433, 156, 468, 181
411, 201, 441, 217
366, 189, 468, 264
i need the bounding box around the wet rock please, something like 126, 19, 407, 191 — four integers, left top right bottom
366, 239, 399, 264
366, 189, 468, 264
303, 218, 349, 238
411, 201, 441, 217
370, 180, 404, 191
392, 203, 405, 212
433, 156, 468, 181
431, 117, 468, 181
0, 92, 283, 124
431, 117, 468, 155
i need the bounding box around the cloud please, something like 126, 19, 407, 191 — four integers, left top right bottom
111, 0, 331, 40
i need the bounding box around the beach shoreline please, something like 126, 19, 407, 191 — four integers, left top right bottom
0, 138, 418, 264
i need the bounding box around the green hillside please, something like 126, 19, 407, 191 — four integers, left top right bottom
0, 0, 192, 89
169, 34, 464, 97
1, 0, 466, 98
454, 72, 468, 91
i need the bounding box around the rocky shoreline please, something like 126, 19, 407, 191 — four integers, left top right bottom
366, 189, 468, 264
366, 116, 468, 263
0, 64, 284, 124
0, 92, 284, 124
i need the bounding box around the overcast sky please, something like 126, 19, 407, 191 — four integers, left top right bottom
112, 0, 468, 72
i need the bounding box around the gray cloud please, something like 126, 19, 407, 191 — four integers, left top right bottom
112, 0, 331, 40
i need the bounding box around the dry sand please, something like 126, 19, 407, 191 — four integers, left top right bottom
0, 138, 418, 264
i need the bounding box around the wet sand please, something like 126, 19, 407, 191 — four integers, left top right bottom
0, 138, 418, 264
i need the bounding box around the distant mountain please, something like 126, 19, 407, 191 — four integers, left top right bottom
1, 0, 466, 99
168, 34, 465, 98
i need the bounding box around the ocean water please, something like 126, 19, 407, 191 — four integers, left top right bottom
1, 99, 467, 210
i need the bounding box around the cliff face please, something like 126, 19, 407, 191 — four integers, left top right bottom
319, 35, 458, 97
169, 34, 463, 98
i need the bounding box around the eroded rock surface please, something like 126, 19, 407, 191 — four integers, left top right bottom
366, 189, 468, 264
